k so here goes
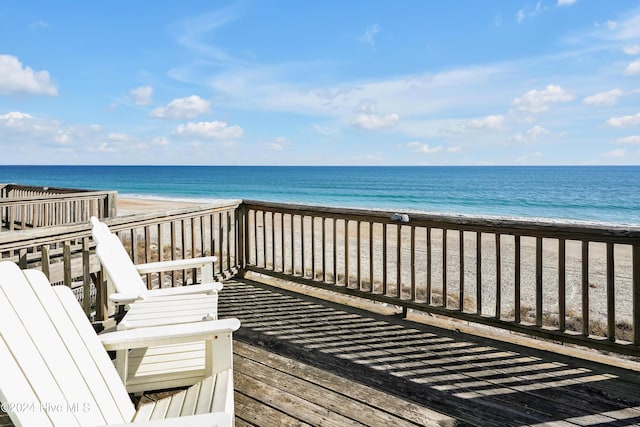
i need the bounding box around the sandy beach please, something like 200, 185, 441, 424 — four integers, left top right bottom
117, 197, 205, 216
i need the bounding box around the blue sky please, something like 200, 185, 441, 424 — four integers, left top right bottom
1, 1, 640, 165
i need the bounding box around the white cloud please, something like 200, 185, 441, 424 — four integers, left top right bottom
152, 137, 170, 146
352, 113, 399, 130
266, 136, 287, 150
173, 121, 244, 139
0, 55, 57, 96
150, 95, 211, 119
107, 133, 129, 142
606, 112, 640, 127
359, 24, 380, 46
510, 125, 549, 143
517, 9, 526, 24
0, 111, 34, 126
603, 148, 627, 158
512, 85, 574, 113
610, 13, 640, 40
407, 141, 443, 154
130, 86, 153, 106
623, 45, 640, 55
582, 89, 624, 106
625, 59, 640, 75
465, 114, 505, 130
616, 135, 640, 144
557, 0, 576, 6
447, 146, 462, 153
54, 131, 71, 144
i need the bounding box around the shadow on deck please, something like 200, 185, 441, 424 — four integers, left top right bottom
220, 277, 640, 427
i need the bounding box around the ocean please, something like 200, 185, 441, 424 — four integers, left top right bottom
0, 165, 638, 226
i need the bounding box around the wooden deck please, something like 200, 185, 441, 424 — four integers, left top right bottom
3, 277, 640, 426
218, 278, 640, 427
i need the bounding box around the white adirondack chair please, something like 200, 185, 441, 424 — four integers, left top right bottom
0, 261, 240, 427
90, 217, 223, 306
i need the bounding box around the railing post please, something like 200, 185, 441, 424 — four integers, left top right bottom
105, 191, 118, 218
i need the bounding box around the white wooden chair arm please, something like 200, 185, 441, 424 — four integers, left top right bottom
109, 292, 141, 305
104, 412, 232, 426
100, 318, 240, 351
145, 282, 224, 296
135, 256, 217, 274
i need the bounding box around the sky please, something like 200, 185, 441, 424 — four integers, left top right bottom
1, 1, 640, 166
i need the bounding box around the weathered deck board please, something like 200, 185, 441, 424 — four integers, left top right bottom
218, 278, 640, 427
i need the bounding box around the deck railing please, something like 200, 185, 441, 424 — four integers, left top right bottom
240, 200, 640, 357
0, 184, 117, 231
0, 201, 241, 320
2, 196, 638, 357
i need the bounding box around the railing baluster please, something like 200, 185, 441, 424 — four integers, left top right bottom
357, 221, 361, 289
301, 214, 305, 277
344, 219, 349, 286
271, 211, 275, 271
311, 215, 316, 279
496, 234, 501, 319
281, 213, 285, 273
536, 237, 543, 327
369, 222, 374, 292
459, 230, 464, 311
382, 223, 387, 295
253, 210, 258, 267
145, 225, 152, 286
476, 232, 482, 315
396, 224, 401, 298
426, 227, 432, 305
443, 229, 447, 308
332, 218, 337, 283
262, 211, 267, 269
559, 238, 566, 331
607, 242, 615, 342
582, 241, 590, 336
82, 237, 91, 315
291, 214, 295, 275
411, 225, 416, 302
515, 235, 521, 324
633, 244, 640, 346
322, 217, 326, 281
171, 221, 177, 287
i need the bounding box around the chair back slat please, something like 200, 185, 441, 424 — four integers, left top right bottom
95, 234, 148, 297
26, 270, 136, 423
0, 262, 135, 426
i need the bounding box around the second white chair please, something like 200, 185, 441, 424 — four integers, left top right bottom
90, 217, 223, 307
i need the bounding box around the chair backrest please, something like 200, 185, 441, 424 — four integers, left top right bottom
90, 217, 148, 298
0, 262, 135, 426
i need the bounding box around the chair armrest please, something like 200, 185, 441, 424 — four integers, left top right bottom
146, 281, 223, 296
108, 292, 140, 305
135, 256, 217, 274
99, 318, 240, 351
105, 412, 232, 426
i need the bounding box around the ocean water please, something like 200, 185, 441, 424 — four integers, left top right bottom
0, 165, 639, 226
